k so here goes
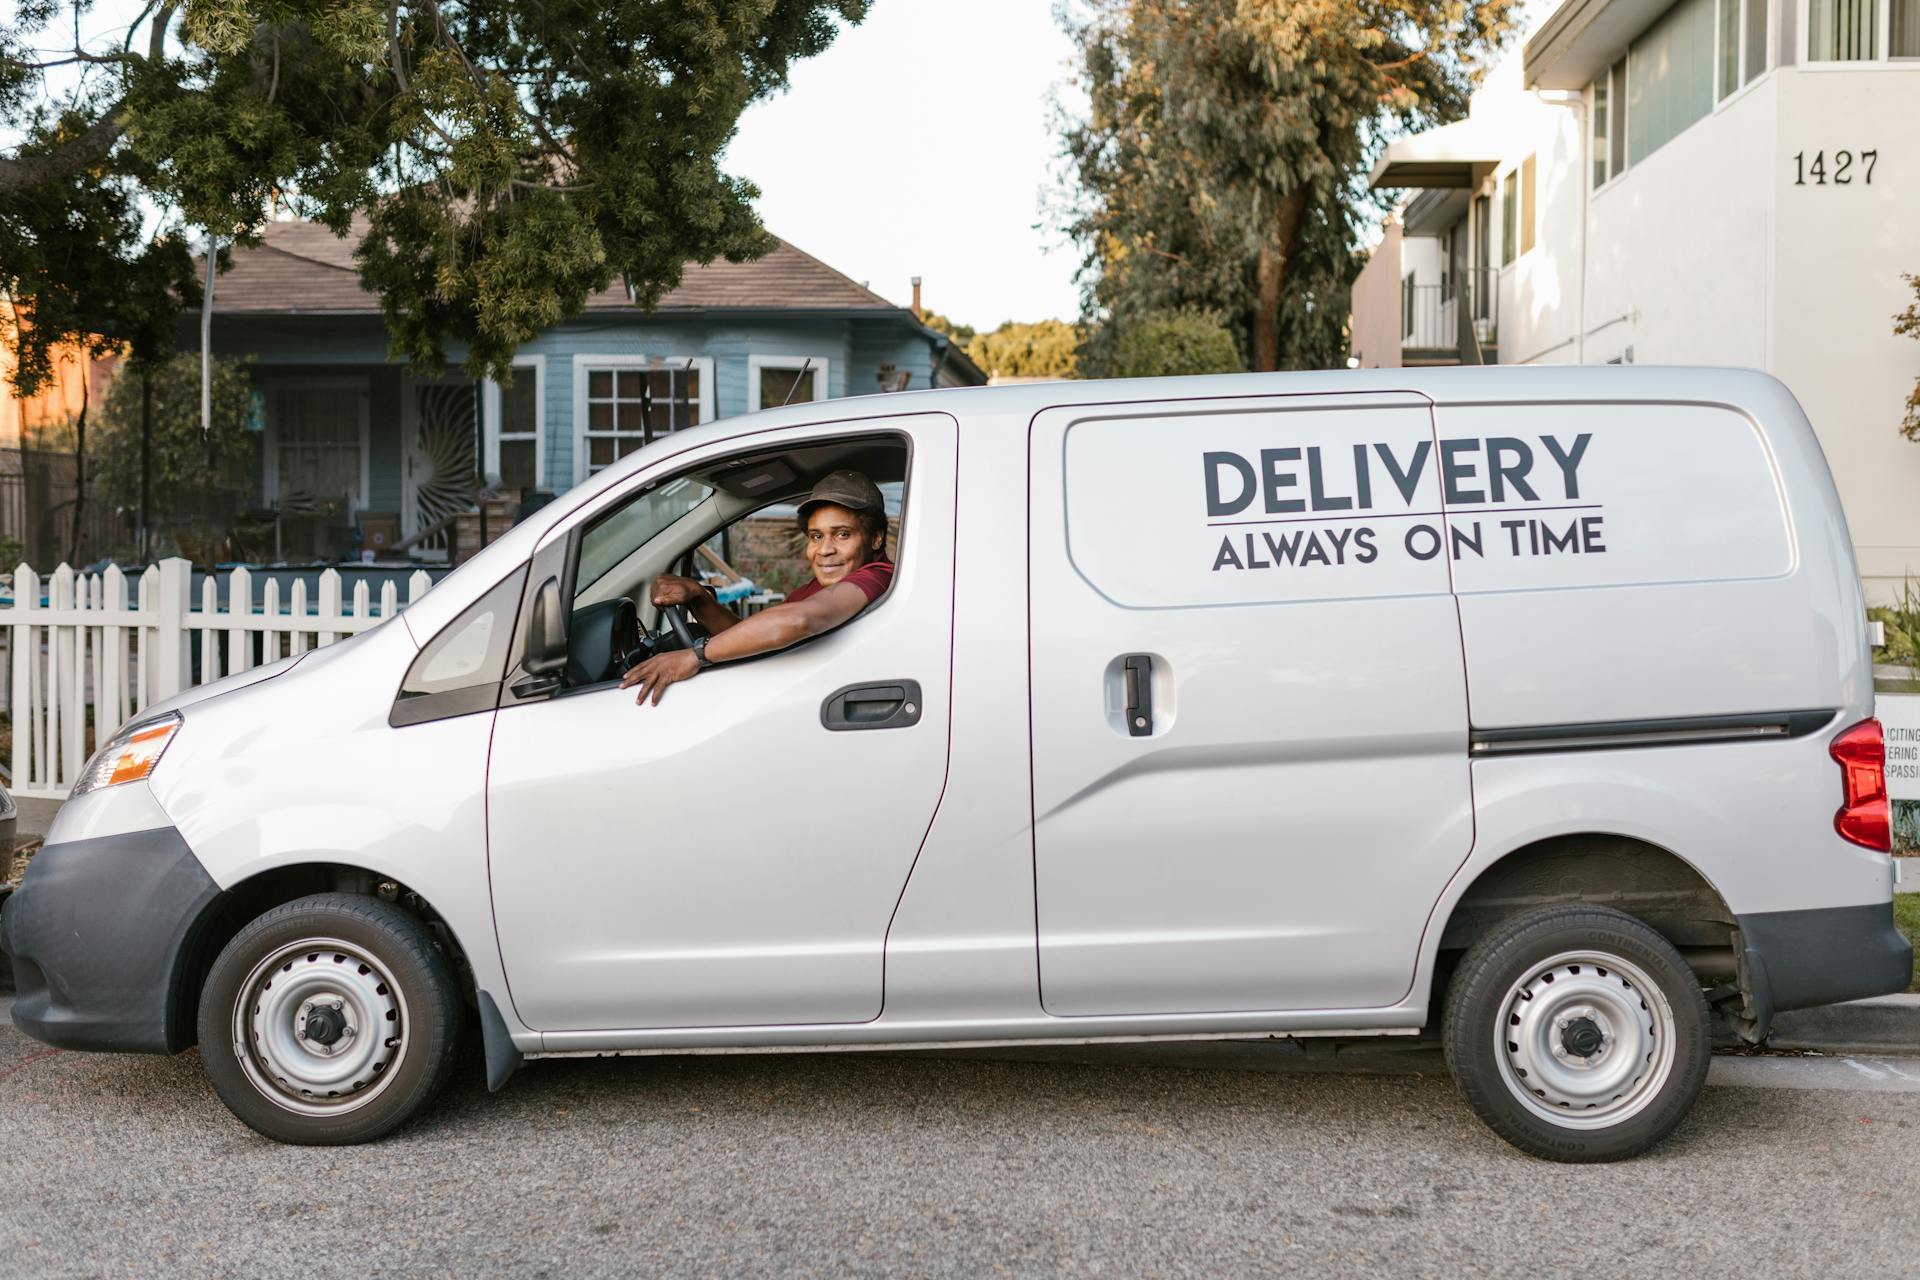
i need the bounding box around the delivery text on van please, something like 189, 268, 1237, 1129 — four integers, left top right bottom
1203, 433, 1606, 573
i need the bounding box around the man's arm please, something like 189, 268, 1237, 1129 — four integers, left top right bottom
650, 572, 740, 634
621, 582, 871, 706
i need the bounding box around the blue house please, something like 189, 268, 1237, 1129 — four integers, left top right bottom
191, 220, 984, 559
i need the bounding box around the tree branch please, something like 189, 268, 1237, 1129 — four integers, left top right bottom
0, 3, 175, 193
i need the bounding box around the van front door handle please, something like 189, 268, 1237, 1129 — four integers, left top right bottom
821, 680, 923, 731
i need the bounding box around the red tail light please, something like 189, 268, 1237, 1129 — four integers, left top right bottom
1830, 718, 1891, 852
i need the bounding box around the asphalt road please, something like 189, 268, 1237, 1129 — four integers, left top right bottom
3, 996, 1917, 1279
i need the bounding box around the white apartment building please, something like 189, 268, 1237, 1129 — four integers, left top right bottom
1350, 0, 1920, 600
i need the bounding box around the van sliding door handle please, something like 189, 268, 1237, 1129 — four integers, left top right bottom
1123, 654, 1153, 737
822, 680, 923, 731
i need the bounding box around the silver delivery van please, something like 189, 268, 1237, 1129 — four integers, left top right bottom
1, 366, 1906, 1161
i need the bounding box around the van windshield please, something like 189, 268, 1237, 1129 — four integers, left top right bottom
577, 476, 714, 594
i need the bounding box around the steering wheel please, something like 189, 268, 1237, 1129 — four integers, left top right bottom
660, 601, 698, 651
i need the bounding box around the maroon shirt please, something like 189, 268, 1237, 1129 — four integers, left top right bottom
786, 556, 894, 606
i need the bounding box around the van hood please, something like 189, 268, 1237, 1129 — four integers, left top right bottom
138, 652, 310, 722
137, 620, 406, 723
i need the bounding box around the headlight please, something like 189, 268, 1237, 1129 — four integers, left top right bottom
72, 714, 182, 798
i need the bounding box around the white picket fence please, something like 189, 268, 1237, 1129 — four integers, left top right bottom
1, 558, 433, 800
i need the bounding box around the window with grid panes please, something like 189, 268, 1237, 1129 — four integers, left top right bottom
497, 374, 539, 491
582, 364, 702, 474
758, 364, 817, 409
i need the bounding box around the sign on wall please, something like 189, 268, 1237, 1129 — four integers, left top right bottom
1881, 694, 1920, 856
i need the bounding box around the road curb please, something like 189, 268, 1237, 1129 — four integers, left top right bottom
1765, 994, 1920, 1055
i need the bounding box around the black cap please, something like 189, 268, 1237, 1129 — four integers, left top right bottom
798, 470, 885, 520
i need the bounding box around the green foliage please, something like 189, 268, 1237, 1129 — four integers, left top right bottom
2, 0, 868, 390
918, 310, 977, 346
1058, 0, 1517, 372
1095, 308, 1244, 380
1872, 577, 1920, 668
1898, 273, 1920, 442
1892, 892, 1920, 980
92, 354, 259, 529
965, 319, 1078, 380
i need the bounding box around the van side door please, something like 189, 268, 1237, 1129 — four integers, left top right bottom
485, 415, 957, 1033
1027, 393, 1473, 1016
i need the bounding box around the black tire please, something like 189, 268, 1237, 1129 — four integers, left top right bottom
1442, 904, 1710, 1163
197, 893, 463, 1145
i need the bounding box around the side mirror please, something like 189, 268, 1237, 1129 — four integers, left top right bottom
523, 576, 568, 676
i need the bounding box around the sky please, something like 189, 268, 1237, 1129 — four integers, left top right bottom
725, 1, 1085, 329
15, 0, 1558, 334
18, 0, 1086, 332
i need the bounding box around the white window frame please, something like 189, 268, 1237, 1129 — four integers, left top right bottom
570, 353, 716, 486
746, 355, 833, 413
262, 376, 370, 511
1801, 0, 1920, 63
1590, 59, 1631, 197
1499, 169, 1518, 269
1714, 0, 1776, 104
482, 353, 546, 491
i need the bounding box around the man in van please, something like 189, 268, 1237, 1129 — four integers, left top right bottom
621, 469, 894, 705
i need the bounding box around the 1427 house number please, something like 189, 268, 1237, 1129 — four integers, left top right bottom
1794, 149, 1878, 185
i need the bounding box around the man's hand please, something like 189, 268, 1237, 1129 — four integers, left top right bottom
649, 573, 706, 608
620, 649, 701, 706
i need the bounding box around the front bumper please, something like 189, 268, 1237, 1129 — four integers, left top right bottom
1736, 901, 1913, 1039
0, 826, 221, 1053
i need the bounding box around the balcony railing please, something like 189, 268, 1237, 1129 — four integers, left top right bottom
1401, 267, 1499, 363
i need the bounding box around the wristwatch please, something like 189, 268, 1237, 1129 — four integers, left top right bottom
692, 636, 715, 670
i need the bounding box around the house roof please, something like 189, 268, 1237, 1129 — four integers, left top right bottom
1523, 0, 1670, 88
200, 219, 903, 316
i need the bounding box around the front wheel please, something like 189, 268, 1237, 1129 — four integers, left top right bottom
1442, 904, 1710, 1162
197, 893, 463, 1145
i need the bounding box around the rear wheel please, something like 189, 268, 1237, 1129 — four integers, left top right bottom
197, 893, 462, 1145
1442, 904, 1709, 1162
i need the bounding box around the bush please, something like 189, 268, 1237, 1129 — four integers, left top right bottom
1871, 577, 1920, 669
93, 355, 260, 558
1085, 307, 1246, 380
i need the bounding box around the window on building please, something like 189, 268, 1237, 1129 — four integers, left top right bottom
747, 356, 832, 412
1591, 61, 1630, 188
1628, 0, 1715, 164
1520, 155, 1537, 255
581, 360, 706, 477
1719, 0, 1743, 92
1808, 0, 1878, 57
1893, 0, 1920, 54
1746, 0, 1772, 75
1609, 61, 1627, 175
1501, 173, 1517, 266
1472, 195, 1491, 318
1720, 0, 1772, 93
268, 383, 365, 510
1592, 76, 1610, 187
486, 360, 542, 493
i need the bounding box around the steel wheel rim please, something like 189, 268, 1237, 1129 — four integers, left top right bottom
231, 937, 410, 1117
1493, 949, 1677, 1130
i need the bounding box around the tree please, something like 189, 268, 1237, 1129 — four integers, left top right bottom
2, 0, 868, 389
966, 319, 1078, 380
1059, 0, 1517, 373
1899, 273, 1920, 442
1095, 307, 1243, 379
918, 310, 977, 346
94, 353, 258, 549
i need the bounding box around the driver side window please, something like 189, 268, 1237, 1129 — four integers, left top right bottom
553, 437, 909, 690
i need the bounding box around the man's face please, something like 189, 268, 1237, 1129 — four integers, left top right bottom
804, 504, 880, 586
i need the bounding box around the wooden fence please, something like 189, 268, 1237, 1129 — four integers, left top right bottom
1, 558, 432, 799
